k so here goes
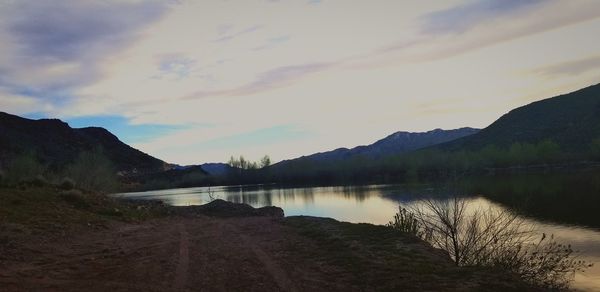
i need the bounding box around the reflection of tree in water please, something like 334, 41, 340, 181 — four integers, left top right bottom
378, 184, 461, 205
299, 187, 315, 204
275, 187, 315, 205
223, 186, 275, 207
340, 185, 375, 202
461, 171, 600, 229
261, 189, 273, 206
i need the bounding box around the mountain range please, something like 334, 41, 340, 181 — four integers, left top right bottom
1, 82, 599, 186
439, 83, 600, 152
0, 112, 168, 174
278, 127, 480, 165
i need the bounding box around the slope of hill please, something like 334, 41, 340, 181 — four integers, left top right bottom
277, 127, 479, 164
200, 163, 234, 176
0, 112, 168, 174
440, 83, 600, 151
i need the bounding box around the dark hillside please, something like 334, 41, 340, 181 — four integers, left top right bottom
440, 83, 600, 151
0, 112, 167, 174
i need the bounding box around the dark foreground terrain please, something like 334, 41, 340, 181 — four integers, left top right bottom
0, 187, 532, 291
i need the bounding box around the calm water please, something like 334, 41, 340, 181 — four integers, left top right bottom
114, 178, 600, 291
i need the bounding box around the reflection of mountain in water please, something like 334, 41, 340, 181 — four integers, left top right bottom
223, 185, 318, 207
460, 172, 600, 229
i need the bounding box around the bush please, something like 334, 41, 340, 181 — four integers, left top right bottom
59, 177, 76, 190
31, 175, 48, 187
59, 189, 89, 209
392, 198, 592, 290
65, 148, 118, 192
387, 206, 420, 236
495, 233, 593, 290
3, 152, 46, 185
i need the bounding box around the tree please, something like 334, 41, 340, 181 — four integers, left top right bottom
260, 155, 271, 168
591, 138, 600, 160
3, 151, 46, 185
239, 155, 247, 170
536, 140, 560, 163
228, 155, 271, 170
228, 156, 240, 168
66, 148, 117, 192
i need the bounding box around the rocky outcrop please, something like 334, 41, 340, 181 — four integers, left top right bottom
178, 199, 284, 218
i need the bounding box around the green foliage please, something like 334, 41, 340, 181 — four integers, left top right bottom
591, 138, 600, 160
536, 140, 561, 163
387, 206, 420, 236
262, 139, 575, 186
385, 140, 565, 179
59, 189, 90, 209
59, 177, 76, 190
180, 171, 209, 187
2, 152, 46, 185
65, 148, 118, 192
508, 142, 537, 165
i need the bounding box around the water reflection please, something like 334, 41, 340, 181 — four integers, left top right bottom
114, 179, 600, 290
459, 172, 600, 229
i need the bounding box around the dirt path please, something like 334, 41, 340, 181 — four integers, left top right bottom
173, 223, 189, 290
0, 216, 310, 292
222, 222, 298, 292
0, 214, 531, 291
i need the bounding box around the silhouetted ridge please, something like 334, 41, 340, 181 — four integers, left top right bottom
275, 127, 479, 166
439, 83, 600, 151
0, 112, 167, 174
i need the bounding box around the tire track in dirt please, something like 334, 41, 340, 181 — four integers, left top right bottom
173, 222, 190, 291
222, 222, 299, 292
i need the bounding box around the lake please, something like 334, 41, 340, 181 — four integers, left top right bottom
114, 174, 600, 291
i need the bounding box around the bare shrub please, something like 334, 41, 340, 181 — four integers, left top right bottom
493, 233, 592, 290
390, 197, 592, 289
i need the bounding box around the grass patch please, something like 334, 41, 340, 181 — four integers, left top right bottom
283, 216, 534, 291
283, 216, 451, 290
0, 186, 169, 230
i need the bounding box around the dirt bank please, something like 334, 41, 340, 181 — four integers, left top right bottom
0, 188, 532, 291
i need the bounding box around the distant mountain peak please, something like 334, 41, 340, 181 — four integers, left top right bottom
274, 127, 480, 167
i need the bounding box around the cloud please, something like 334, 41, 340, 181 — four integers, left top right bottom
0, 0, 169, 105
0, 87, 53, 115
155, 54, 198, 80
212, 25, 262, 43
534, 55, 600, 77
421, 0, 547, 35
3, 0, 600, 164
251, 35, 291, 51
184, 62, 335, 100
355, 1, 600, 70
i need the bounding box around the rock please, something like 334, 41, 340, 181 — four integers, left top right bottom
59, 177, 75, 190
255, 206, 285, 218
184, 199, 284, 218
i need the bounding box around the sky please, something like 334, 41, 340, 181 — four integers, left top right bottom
1, 0, 600, 165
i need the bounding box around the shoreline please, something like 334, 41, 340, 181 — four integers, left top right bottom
1, 186, 537, 291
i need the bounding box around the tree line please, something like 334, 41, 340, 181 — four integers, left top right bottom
222, 138, 600, 186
